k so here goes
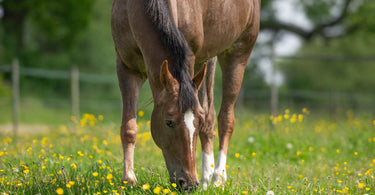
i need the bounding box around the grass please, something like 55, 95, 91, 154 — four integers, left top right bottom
0, 109, 374, 194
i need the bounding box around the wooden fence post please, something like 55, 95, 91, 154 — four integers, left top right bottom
270, 38, 279, 117
71, 66, 80, 124
12, 59, 20, 136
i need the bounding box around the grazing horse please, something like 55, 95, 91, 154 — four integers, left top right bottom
111, 0, 260, 191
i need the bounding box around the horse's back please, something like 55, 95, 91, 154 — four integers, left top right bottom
111, 0, 260, 70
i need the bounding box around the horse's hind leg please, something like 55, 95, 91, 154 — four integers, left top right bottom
198, 57, 217, 190
116, 56, 145, 186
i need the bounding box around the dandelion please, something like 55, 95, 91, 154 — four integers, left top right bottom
56, 188, 64, 195
153, 186, 162, 194
365, 168, 373, 175
298, 114, 303, 122
235, 153, 240, 158
106, 173, 113, 180
142, 184, 151, 190
287, 186, 292, 189
171, 183, 177, 188
251, 152, 256, 157
27, 147, 32, 152
69, 181, 75, 185
336, 149, 340, 153
98, 160, 103, 164
138, 111, 145, 117
296, 151, 301, 156
23, 169, 29, 174
366, 187, 371, 191
358, 183, 365, 189
241, 191, 248, 194
354, 152, 358, 155
98, 115, 104, 121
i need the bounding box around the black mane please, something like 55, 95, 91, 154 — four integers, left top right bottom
144, 0, 197, 112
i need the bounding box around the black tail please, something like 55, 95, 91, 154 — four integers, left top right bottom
144, 0, 197, 112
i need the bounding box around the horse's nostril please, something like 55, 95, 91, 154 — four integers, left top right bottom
177, 178, 187, 188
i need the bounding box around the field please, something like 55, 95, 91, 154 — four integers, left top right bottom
0, 109, 374, 194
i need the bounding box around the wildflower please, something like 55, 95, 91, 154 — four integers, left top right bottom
358, 183, 365, 189
138, 111, 145, 117
153, 186, 162, 194
235, 153, 240, 158
27, 147, 32, 152
296, 151, 301, 156
286, 143, 293, 149
266, 191, 275, 195
171, 183, 177, 188
336, 149, 340, 153
23, 169, 29, 174
241, 191, 248, 194
142, 183, 151, 190
56, 188, 64, 195
69, 181, 75, 185
247, 136, 254, 143
298, 114, 303, 122
338, 180, 343, 184
98, 160, 103, 164
284, 114, 290, 119
162, 188, 170, 194
252, 152, 256, 157
287, 186, 292, 189
103, 140, 108, 145
93, 172, 99, 177
354, 152, 358, 155
365, 168, 373, 175
366, 187, 371, 191
98, 115, 104, 121
106, 173, 113, 180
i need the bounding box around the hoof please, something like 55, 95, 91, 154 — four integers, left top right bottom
122, 171, 137, 186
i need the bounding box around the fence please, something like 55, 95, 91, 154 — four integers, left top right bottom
1, 58, 375, 135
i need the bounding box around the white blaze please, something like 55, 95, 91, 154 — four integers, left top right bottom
184, 109, 195, 160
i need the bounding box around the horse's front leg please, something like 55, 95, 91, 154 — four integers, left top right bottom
198, 57, 217, 190
212, 52, 251, 188
117, 57, 145, 186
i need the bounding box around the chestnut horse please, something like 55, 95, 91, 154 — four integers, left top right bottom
111, 0, 260, 191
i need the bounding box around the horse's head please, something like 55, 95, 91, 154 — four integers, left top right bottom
151, 60, 206, 192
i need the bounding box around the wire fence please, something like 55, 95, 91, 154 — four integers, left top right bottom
1, 57, 375, 134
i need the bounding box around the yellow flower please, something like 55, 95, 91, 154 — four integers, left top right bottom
153, 186, 162, 194
298, 114, 303, 122
66, 184, 71, 188
338, 180, 343, 184
106, 173, 113, 180
296, 151, 301, 156
138, 111, 145, 117
69, 181, 75, 185
27, 147, 32, 152
210, 164, 214, 168
354, 152, 358, 155
366, 187, 371, 191
93, 172, 98, 177
98, 115, 104, 121
241, 191, 248, 194
287, 186, 292, 189
171, 183, 177, 188
98, 160, 103, 164
142, 183, 151, 190
235, 153, 240, 158
162, 188, 170, 194
252, 152, 256, 157
56, 188, 64, 195
358, 183, 365, 189
336, 149, 340, 153
23, 169, 29, 174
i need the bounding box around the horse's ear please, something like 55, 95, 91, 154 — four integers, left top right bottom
192, 62, 207, 90
160, 60, 177, 89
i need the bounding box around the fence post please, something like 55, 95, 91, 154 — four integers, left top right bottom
270, 38, 279, 117
71, 66, 80, 124
12, 59, 20, 136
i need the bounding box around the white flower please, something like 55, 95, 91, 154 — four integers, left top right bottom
286, 143, 293, 150
247, 136, 255, 143
266, 190, 275, 195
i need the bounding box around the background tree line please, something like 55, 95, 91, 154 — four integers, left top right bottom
0, 0, 374, 113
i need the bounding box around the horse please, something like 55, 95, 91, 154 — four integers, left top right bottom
111, 0, 260, 191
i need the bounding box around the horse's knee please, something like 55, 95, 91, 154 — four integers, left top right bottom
218, 109, 235, 134
121, 119, 138, 144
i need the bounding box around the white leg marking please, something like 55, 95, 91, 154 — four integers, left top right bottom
213, 150, 227, 188
184, 109, 195, 160
201, 152, 215, 190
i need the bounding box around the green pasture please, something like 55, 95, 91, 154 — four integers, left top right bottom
0, 109, 374, 194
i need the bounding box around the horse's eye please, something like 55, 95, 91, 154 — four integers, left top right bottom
165, 120, 176, 128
